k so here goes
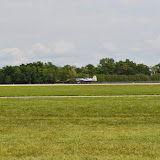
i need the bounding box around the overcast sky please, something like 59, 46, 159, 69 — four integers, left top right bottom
0, 0, 160, 67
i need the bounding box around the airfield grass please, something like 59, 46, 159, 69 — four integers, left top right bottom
0, 85, 160, 97
1, 97, 160, 160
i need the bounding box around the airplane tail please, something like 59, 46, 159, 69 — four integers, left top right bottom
93, 75, 97, 81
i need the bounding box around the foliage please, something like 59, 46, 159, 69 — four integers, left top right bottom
0, 58, 160, 84
150, 73, 160, 81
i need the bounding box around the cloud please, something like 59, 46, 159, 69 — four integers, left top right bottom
53, 56, 77, 66
119, 0, 134, 5
118, 0, 146, 6
147, 35, 160, 49
29, 43, 51, 56
53, 41, 75, 54
102, 42, 117, 52
0, 1, 160, 67
0, 48, 27, 66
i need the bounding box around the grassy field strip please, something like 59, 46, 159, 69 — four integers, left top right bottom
1, 85, 160, 159
1, 97, 160, 160
1, 95, 160, 98
0, 85, 160, 96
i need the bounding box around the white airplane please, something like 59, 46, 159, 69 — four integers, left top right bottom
74, 75, 97, 83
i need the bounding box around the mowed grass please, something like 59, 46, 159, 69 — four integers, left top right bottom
1, 97, 160, 160
0, 84, 160, 96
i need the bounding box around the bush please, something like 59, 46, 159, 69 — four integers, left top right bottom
150, 73, 160, 81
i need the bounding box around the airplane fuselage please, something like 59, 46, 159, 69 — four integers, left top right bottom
74, 75, 97, 83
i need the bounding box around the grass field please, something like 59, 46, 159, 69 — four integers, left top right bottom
1, 96, 160, 160
0, 84, 160, 97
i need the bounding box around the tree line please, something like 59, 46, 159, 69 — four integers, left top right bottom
0, 58, 160, 84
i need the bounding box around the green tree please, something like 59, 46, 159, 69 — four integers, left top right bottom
43, 63, 58, 83
85, 64, 96, 76
151, 65, 159, 74
0, 70, 4, 84
137, 64, 151, 76
98, 58, 115, 75
12, 66, 23, 83
115, 59, 137, 75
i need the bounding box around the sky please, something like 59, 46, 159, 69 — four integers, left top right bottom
0, 0, 160, 67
